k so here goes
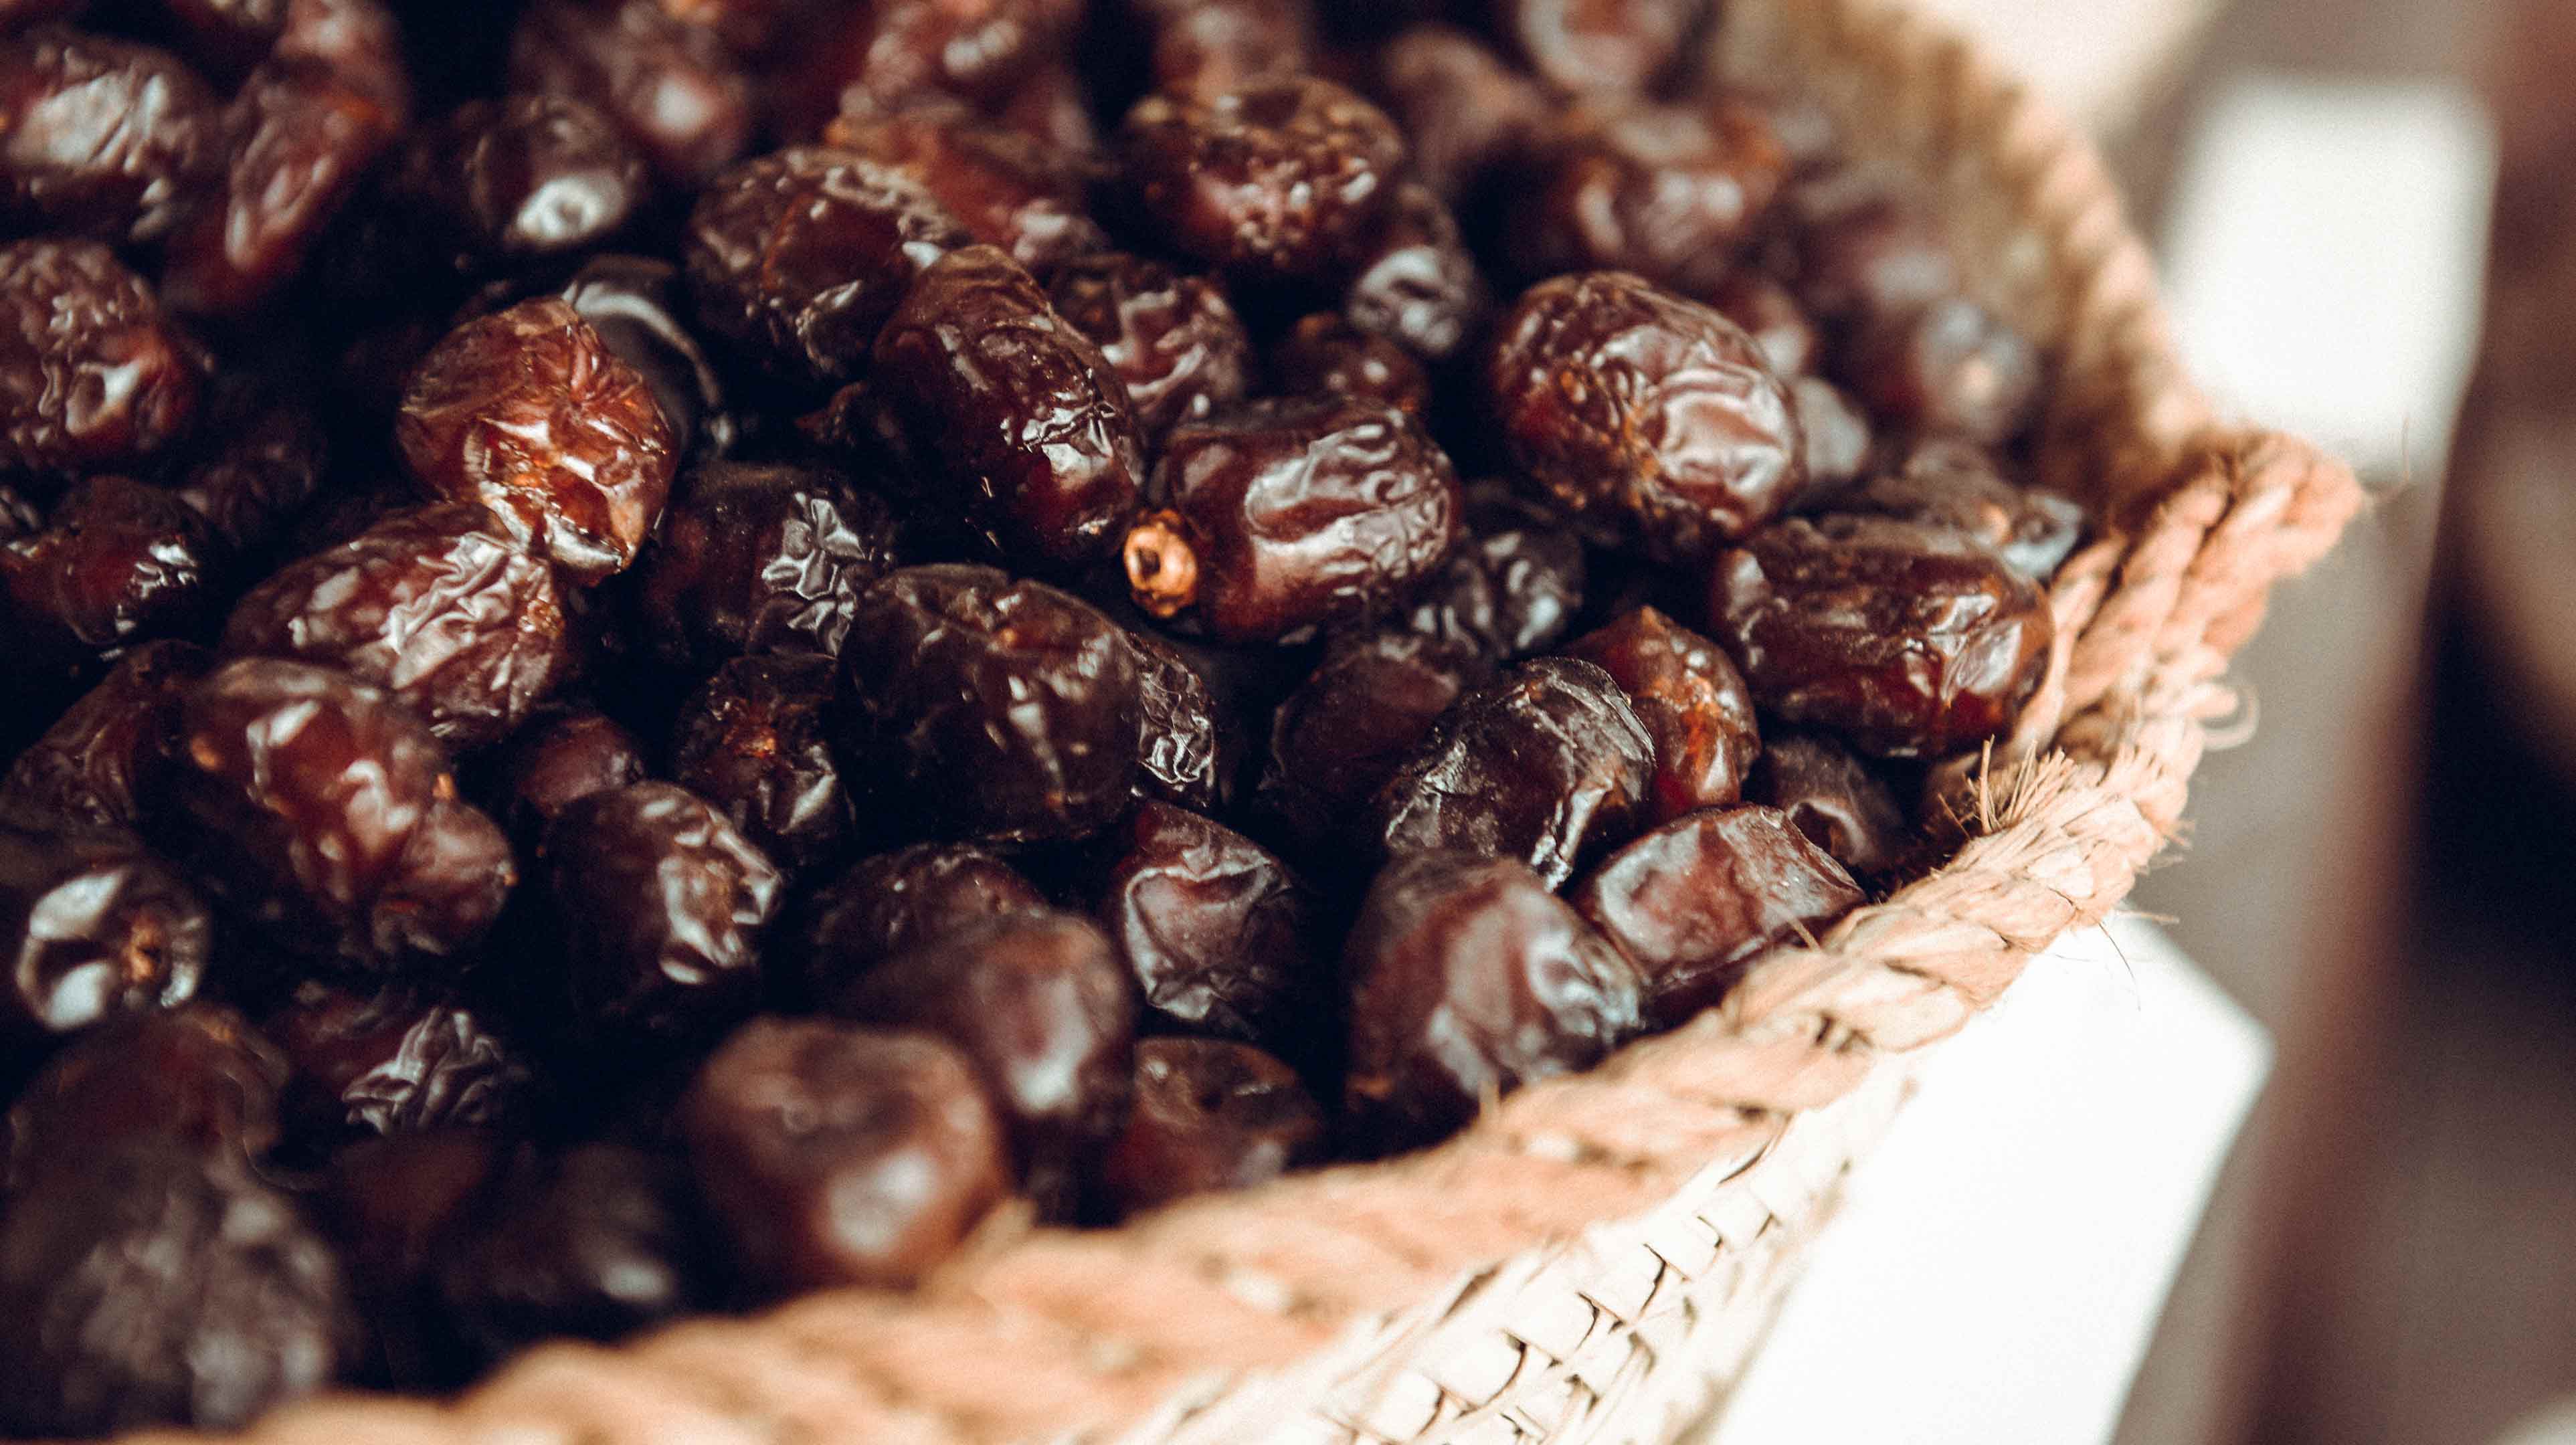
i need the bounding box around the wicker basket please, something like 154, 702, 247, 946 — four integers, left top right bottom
136, 1, 2362, 1441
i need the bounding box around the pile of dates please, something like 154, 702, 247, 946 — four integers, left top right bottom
0, 0, 2082, 1432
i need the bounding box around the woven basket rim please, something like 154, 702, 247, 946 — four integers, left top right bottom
111, 3, 2365, 1442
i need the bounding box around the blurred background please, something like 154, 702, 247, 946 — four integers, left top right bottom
1918, 0, 2576, 1440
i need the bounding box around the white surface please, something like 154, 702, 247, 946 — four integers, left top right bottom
2159, 76, 2496, 478
1690, 918, 2271, 1445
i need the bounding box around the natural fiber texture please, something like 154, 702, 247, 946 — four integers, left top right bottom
132, 1, 2362, 1442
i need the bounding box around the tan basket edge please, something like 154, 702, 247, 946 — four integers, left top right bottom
119, 1, 2363, 1442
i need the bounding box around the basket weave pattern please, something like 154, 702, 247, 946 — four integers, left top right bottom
136, 2, 2361, 1441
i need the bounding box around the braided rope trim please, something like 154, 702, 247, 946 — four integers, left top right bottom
118, 1, 2363, 1442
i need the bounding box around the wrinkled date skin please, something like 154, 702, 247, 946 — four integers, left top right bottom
1271, 312, 1429, 415
629, 460, 904, 668
1563, 605, 1760, 821
0, 239, 199, 477
155, 658, 516, 967
1504, 0, 1705, 95
3, 1003, 286, 1187
1743, 731, 1910, 880
1710, 514, 2055, 758
545, 781, 783, 1056
1837, 294, 2043, 448
797, 842, 1047, 1003
1098, 801, 1318, 1048
1571, 804, 1862, 1026
1396, 483, 1586, 664
262, 981, 535, 1144
835, 565, 1142, 843
1505, 98, 1788, 295
0, 25, 220, 244
682, 147, 969, 393
1839, 436, 2083, 581
1262, 629, 1483, 848
784, 0, 1078, 121
1370, 656, 1654, 888
161, 58, 405, 318
1119, 76, 1406, 279
1095, 1036, 1323, 1218
507, 0, 751, 187
221, 502, 574, 749
1046, 250, 1255, 443
834, 907, 1135, 1200
1487, 271, 1803, 562
1123, 397, 1463, 644
670, 654, 853, 878
432, 1143, 711, 1366
494, 708, 648, 844
560, 254, 733, 462
863, 245, 1147, 573
1339, 180, 1487, 365
1129, 628, 1223, 811
822, 102, 1109, 278
0, 1140, 347, 1438
396, 298, 677, 582
680, 1018, 1012, 1292
378, 95, 654, 276
3, 474, 216, 677
0, 822, 207, 1042
1342, 852, 1641, 1153
0, 639, 207, 830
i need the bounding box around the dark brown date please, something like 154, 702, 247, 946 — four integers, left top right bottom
628, 460, 903, 668
545, 781, 782, 1055
508, 0, 752, 187
834, 907, 1135, 1194
1562, 605, 1759, 822
1271, 312, 1429, 415
0, 822, 206, 1042
834, 565, 1142, 843
221, 502, 573, 749
682, 147, 970, 393
156, 658, 515, 967
0, 239, 200, 478
1370, 656, 1653, 888
561, 254, 735, 462
1394, 482, 1586, 663
494, 708, 649, 844
796, 842, 1047, 1002
1338, 179, 1487, 364
822, 101, 1109, 278
862, 244, 1147, 573
1837, 295, 2043, 447
2, 474, 215, 677
264, 980, 534, 1144
1709, 514, 2055, 757
670, 653, 852, 878
1046, 250, 1255, 443
1836, 436, 2084, 581
0, 25, 220, 245
396, 298, 677, 581
1505, 0, 1706, 96
317, 1130, 499, 1389
1261, 629, 1482, 847
432, 1143, 711, 1365
172, 374, 329, 559
1342, 851, 1641, 1152
1743, 732, 1910, 880
1118, 75, 1406, 279
1099, 801, 1317, 1048
1572, 804, 1863, 1025
1485, 270, 1802, 561
1370, 25, 1544, 206
0, 639, 206, 830
1505, 98, 1788, 294
1701, 270, 1817, 379
161, 58, 404, 317
784, 0, 1077, 118
1123, 396, 1463, 644
1095, 1036, 1321, 1217
680, 1018, 1011, 1290
379, 95, 654, 276
0, 1140, 346, 1436
5, 1003, 286, 1186
1790, 190, 1961, 324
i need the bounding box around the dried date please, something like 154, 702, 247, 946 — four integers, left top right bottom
0, 25, 219, 244
670, 653, 852, 877
1742, 732, 1910, 880
1117, 75, 1405, 279
1095, 1037, 1322, 1216
0, 823, 207, 1042
508, 0, 751, 187
1098, 801, 1317, 1048
1046, 251, 1255, 443
822, 100, 1109, 277
0, 239, 200, 477
628, 460, 904, 668
1562, 605, 1758, 821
